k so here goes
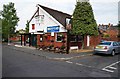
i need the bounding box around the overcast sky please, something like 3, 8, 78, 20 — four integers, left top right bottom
0, 0, 119, 30
118, 1, 120, 21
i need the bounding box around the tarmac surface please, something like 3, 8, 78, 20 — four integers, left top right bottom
2, 43, 120, 77
13, 44, 94, 61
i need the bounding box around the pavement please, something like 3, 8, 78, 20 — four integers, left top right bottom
7, 43, 94, 61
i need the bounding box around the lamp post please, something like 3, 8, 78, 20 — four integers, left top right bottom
66, 24, 71, 54
66, 29, 70, 54
66, 17, 72, 54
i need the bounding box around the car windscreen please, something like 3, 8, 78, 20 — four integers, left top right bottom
99, 42, 111, 45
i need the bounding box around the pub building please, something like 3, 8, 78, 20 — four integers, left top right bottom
21, 4, 88, 53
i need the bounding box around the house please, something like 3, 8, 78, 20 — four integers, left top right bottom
98, 23, 119, 41
21, 4, 119, 52
29, 4, 71, 48
21, 4, 71, 49
21, 4, 95, 51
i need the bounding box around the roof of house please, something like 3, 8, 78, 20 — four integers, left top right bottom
98, 25, 119, 34
109, 26, 119, 30
38, 4, 72, 27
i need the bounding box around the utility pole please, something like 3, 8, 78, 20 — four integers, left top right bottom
66, 30, 70, 54
66, 19, 72, 54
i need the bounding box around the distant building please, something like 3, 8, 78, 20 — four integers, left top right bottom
18, 29, 26, 34
98, 23, 119, 41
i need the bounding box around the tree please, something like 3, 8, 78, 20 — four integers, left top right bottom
0, 17, 2, 42
25, 20, 29, 33
71, 1, 98, 49
1, 2, 19, 41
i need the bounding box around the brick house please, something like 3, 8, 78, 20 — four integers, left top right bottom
21, 4, 97, 50
98, 24, 119, 42
21, 5, 77, 49
28, 4, 71, 48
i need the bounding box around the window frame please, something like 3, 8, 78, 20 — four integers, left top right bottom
56, 33, 63, 42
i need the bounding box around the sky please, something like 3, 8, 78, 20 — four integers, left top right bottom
0, 0, 119, 30
118, 1, 120, 21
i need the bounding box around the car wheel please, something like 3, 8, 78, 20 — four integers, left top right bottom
111, 50, 115, 56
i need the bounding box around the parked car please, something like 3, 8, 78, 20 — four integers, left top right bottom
118, 42, 120, 45
94, 41, 120, 56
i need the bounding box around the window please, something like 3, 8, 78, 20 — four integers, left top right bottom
70, 35, 77, 42
99, 42, 111, 45
113, 42, 118, 46
40, 35, 43, 42
32, 24, 35, 30
70, 35, 83, 42
56, 33, 63, 42
78, 36, 83, 42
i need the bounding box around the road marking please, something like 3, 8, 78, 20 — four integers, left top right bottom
66, 61, 73, 64
14, 45, 22, 47
106, 61, 120, 67
81, 55, 85, 56
76, 63, 92, 68
75, 63, 83, 66
76, 63, 83, 66
102, 61, 120, 73
104, 61, 120, 69
108, 66, 117, 70
102, 68, 114, 73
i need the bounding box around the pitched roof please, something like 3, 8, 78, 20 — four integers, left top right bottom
109, 26, 119, 30
38, 4, 72, 27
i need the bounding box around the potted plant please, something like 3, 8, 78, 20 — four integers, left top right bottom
60, 45, 65, 50
51, 40, 54, 42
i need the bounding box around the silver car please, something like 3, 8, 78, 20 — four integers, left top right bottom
94, 41, 120, 56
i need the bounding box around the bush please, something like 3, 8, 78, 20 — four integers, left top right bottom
103, 34, 110, 38
61, 45, 65, 50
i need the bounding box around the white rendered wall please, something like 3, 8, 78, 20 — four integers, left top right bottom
29, 6, 67, 33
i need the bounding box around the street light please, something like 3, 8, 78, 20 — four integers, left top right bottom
66, 18, 72, 54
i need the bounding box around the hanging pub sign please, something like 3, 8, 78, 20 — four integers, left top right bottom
47, 26, 59, 32
35, 15, 44, 25
66, 18, 71, 30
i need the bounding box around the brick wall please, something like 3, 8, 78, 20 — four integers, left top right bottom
36, 32, 120, 49
90, 35, 101, 47
105, 29, 119, 41
10, 36, 20, 41
36, 32, 67, 47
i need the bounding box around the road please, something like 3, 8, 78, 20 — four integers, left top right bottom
2, 44, 120, 78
